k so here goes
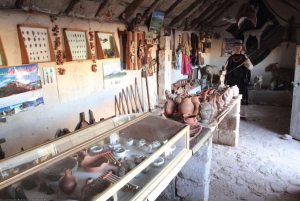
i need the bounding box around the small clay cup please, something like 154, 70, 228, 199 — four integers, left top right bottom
183, 114, 197, 126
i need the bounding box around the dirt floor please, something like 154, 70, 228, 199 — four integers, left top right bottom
209, 105, 300, 201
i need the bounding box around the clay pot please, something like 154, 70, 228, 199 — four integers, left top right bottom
81, 154, 109, 172
207, 95, 217, 118
199, 100, 213, 123
191, 95, 200, 115
179, 97, 194, 115
222, 90, 231, 106
58, 169, 77, 194
183, 114, 197, 126
164, 99, 175, 117
231, 85, 239, 98
216, 93, 225, 110
200, 90, 209, 102
207, 88, 215, 95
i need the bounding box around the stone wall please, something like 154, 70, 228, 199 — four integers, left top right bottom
157, 137, 213, 201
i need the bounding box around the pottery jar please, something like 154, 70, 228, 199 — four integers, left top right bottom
58, 169, 77, 194
216, 93, 225, 110
183, 114, 198, 126
164, 98, 175, 117
222, 90, 230, 106
179, 97, 194, 115
199, 100, 213, 123
191, 95, 200, 115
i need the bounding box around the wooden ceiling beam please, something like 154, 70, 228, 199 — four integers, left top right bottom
96, 0, 116, 17
164, 0, 184, 18
198, 0, 236, 29
141, 0, 163, 21
65, 0, 80, 14
168, 0, 200, 27
190, 0, 217, 28
124, 0, 146, 20
15, 0, 25, 8
278, 0, 300, 14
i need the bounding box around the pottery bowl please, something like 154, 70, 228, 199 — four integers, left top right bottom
113, 147, 129, 158
123, 138, 134, 146
81, 155, 109, 172
89, 146, 104, 154
152, 157, 164, 167
41, 157, 78, 181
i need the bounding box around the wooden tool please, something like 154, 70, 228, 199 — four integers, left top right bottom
126, 87, 135, 113
135, 77, 144, 112
122, 89, 130, 114
130, 85, 139, 113
79, 112, 89, 129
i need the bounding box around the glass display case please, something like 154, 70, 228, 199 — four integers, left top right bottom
0, 113, 190, 200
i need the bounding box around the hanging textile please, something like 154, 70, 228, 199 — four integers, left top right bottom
181, 33, 192, 75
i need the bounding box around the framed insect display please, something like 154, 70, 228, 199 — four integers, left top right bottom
95, 32, 119, 59
63, 29, 91, 61
17, 25, 55, 64
0, 36, 8, 67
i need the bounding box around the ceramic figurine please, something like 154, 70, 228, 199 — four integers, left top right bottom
151, 141, 161, 149
199, 100, 213, 123
38, 181, 48, 192
124, 138, 133, 146
218, 70, 226, 90
253, 75, 263, 88
109, 133, 119, 145
142, 143, 152, 153
58, 169, 77, 194
117, 166, 127, 177
46, 185, 55, 195
138, 139, 146, 148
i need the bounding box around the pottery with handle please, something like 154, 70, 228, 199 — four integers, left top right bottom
58, 169, 77, 194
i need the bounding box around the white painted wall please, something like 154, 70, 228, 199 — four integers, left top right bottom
0, 10, 159, 157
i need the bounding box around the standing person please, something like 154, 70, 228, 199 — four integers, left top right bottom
225, 39, 253, 118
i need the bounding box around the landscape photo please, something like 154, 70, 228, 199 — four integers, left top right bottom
149, 11, 164, 34
0, 64, 44, 118
103, 62, 127, 88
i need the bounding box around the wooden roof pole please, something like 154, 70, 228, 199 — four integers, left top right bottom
96, 0, 116, 17
164, 0, 184, 18
124, 0, 146, 20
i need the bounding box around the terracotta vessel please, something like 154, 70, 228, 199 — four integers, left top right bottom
183, 114, 197, 126
81, 154, 109, 172
58, 169, 77, 194
199, 100, 213, 123
191, 95, 200, 115
179, 97, 194, 115
200, 90, 209, 102
216, 93, 225, 110
164, 99, 175, 117
207, 95, 217, 118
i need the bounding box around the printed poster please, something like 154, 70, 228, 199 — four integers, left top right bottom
43, 67, 56, 85
221, 38, 235, 56
0, 64, 44, 119
103, 62, 127, 89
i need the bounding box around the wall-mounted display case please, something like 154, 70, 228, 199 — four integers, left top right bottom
95, 32, 119, 60
0, 113, 190, 200
17, 25, 55, 64
63, 29, 92, 61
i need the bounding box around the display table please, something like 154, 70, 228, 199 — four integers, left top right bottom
156, 95, 242, 201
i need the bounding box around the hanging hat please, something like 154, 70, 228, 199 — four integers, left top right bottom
233, 39, 243, 46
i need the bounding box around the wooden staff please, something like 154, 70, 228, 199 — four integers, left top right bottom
130, 85, 139, 113
135, 77, 144, 112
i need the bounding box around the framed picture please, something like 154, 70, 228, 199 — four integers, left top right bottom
103, 62, 127, 89
43, 67, 56, 85
95, 32, 119, 59
149, 11, 164, 34
63, 29, 91, 61
221, 38, 235, 56
0, 36, 8, 67
17, 25, 55, 64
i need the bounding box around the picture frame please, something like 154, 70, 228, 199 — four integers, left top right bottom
63, 29, 92, 61
43, 67, 56, 85
221, 38, 235, 57
17, 25, 55, 64
95, 32, 119, 59
0, 36, 8, 67
149, 11, 164, 34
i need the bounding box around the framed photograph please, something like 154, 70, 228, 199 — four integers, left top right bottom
43, 67, 56, 85
17, 25, 55, 64
149, 11, 164, 34
63, 29, 91, 61
103, 62, 127, 89
221, 38, 235, 56
95, 32, 119, 59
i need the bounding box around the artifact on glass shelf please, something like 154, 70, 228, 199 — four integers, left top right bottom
138, 139, 146, 147
200, 100, 213, 123
109, 133, 119, 145
142, 143, 152, 153
83, 178, 111, 200
81, 149, 109, 172
117, 166, 128, 177
113, 147, 129, 158
152, 157, 164, 167
128, 13, 142, 31
124, 137, 133, 146
46, 185, 55, 195
89, 145, 103, 154
38, 181, 48, 192
138, 40, 145, 58
129, 40, 135, 63
58, 169, 77, 194
81, 177, 93, 194
151, 140, 161, 149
